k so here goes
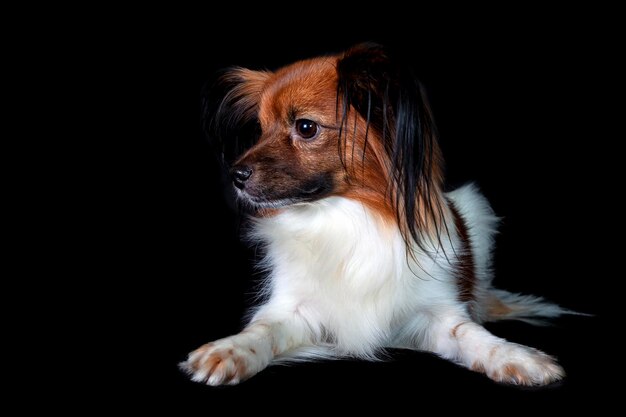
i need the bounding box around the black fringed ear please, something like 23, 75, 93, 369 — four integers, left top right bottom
202, 68, 271, 166
337, 43, 447, 255
336, 43, 395, 151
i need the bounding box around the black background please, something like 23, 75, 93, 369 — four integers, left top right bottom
108, 10, 617, 411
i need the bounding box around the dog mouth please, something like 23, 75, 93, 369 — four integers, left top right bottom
235, 181, 331, 210
237, 191, 301, 210
236, 187, 322, 210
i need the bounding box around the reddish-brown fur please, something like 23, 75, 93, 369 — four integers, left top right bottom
501, 364, 526, 383
471, 361, 486, 373
232, 53, 446, 233
450, 321, 470, 338
487, 296, 514, 317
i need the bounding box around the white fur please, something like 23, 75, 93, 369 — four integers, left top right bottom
181, 184, 565, 386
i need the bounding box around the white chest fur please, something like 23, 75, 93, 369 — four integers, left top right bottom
250, 197, 459, 356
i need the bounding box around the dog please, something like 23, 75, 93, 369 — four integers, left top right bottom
180, 43, 574, 386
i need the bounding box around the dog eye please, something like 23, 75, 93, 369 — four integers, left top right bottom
295, 119, 319, 139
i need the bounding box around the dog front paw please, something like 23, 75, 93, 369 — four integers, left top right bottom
180, 337, 268, 386
475, 343, 564, 386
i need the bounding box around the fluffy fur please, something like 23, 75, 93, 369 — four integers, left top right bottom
181, 44, 575, 386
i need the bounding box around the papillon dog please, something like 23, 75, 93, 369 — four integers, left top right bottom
180, 43, 574, 386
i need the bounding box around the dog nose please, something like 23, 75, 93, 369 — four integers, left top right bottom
231, 166, 253, 189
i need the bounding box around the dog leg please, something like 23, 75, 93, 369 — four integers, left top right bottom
426, 314, 564, 386
180, 319, 309, 386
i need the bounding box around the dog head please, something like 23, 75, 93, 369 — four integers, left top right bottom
209, 43, 447, 248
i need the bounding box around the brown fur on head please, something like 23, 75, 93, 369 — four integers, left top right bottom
210, 43, 447, 252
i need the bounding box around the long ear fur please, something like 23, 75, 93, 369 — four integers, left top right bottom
336, 43, 448, 256
202, 68, 271, 165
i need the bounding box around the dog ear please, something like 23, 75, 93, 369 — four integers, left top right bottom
336, 43, 437, 152
336, 43, 395, 137
337, 43, 446, 254
204, 68, 272, 164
